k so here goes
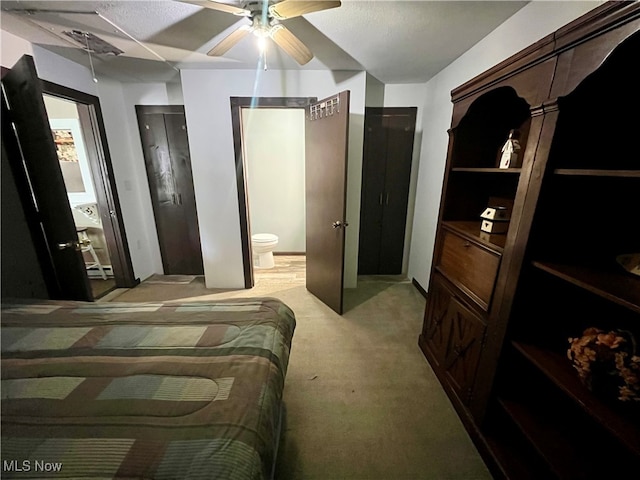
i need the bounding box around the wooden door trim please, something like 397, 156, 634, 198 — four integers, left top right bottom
365, 106, 418, 117
42, 80, 138, 288
229, 97, 316, 289
134, 105, 185, 115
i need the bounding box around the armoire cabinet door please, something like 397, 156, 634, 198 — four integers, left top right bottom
423, 274, 487, 405
422, 275, 453, 367
442, 296, 486, 405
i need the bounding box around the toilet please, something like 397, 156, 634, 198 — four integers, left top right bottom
251, 233, 279, 269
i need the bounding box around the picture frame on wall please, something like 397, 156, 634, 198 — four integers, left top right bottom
50, 118, 96, 206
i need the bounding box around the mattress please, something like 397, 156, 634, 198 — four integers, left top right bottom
0, 297, 296, 479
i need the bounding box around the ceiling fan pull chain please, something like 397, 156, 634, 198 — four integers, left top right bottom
83, 33, 98, 83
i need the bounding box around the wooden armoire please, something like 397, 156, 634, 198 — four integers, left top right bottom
418, 2, 640, 477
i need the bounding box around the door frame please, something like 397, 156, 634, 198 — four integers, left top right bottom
41, 80, 137, 289
229, 96, 316, 288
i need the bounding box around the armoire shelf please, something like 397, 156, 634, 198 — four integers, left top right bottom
511, 342, 640, 458
483, 431, 551, 480
553, 169, 640, 177
418, 3, 640, 478
496, 395, 637, 479
451, 167, 523, 174
532, 261, 640, 314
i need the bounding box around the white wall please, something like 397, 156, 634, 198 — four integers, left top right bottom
365, 73, 385, 107
1, 30, 33, 68
407, 1, 604, 290
93, 79, 161, 280
181, 69, 366, 289
242, 108, 306, 253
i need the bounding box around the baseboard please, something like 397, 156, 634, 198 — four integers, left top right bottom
412, 277, 427, 299
274, 252, 305, 256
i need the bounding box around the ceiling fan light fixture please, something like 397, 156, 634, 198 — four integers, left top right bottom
198, 0, 342, 64
257, 34, 268, 53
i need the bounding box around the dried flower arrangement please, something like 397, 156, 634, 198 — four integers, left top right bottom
567, 327, 640, 402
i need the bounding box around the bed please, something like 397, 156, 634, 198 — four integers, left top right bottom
0, 297, 296, 480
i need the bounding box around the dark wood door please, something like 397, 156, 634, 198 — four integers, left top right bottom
305, 91, 350, 314
136, 106, 203, 275
358, 107, 416, 274
2, 55, 93, 301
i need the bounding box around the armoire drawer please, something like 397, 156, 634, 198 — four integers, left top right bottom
436, 229, 500, 310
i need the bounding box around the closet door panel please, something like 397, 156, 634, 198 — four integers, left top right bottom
379, 112, 416, 274
358, 107, 416, 275
136, 106, 204, 275
358, 113, 387, 274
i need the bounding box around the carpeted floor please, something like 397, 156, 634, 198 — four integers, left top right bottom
104, 256, 492, 479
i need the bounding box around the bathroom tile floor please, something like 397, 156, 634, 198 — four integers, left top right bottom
254, 255, 306, 285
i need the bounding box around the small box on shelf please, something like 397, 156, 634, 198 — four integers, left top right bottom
481, 219, 509, 234
481, 206, 510, 221
479, 231, 508, 245
482, 197, 513, 220
480, 196, 512, 235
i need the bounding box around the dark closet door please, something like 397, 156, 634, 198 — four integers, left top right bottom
358, 107, 417, 275
136, 106, 203, 275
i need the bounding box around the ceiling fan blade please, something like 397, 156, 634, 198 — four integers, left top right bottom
182, 1, 250, 16
270, 25, 313, 65
269, 0, 341, 20
207, 25, 252, 56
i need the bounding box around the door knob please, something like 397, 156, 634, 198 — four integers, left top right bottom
57, 241, 81, 251
332, 221, 349, 229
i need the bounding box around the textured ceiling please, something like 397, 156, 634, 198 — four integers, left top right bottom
0, 1, 529, 84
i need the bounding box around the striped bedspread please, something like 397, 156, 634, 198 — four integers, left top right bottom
0, 298, 296, 479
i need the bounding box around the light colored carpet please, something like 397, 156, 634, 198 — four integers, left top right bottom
107, 257, 492, 479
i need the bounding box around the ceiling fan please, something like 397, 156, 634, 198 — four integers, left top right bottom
184, 0, 342, 65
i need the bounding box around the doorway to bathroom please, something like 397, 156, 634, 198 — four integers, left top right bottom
243, 108, 306, 248
236, 101, 308, 284
231, 92, 351, 314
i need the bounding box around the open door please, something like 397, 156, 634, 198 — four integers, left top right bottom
2, 55, 93, 301
305, 91, 350, 314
